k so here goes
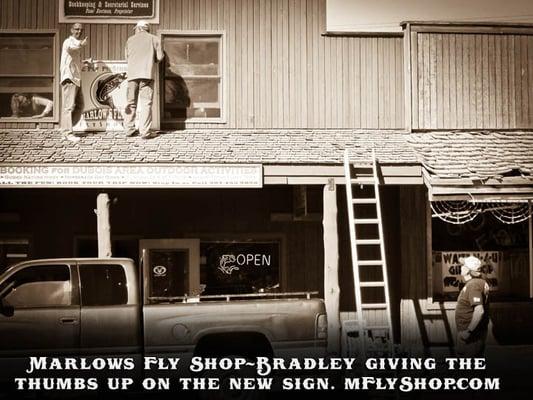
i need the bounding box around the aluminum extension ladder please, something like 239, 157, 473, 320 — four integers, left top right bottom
343, 149, 394, 359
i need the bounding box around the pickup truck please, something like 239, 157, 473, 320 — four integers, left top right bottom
0, 257, 327, 364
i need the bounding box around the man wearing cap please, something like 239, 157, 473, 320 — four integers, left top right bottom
124, 20, 164, 138
455, 256, 490, 357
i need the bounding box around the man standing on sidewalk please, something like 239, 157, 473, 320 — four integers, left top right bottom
60, 23, 87, 142
124, 20, 164, 139
455, 256, 490, 357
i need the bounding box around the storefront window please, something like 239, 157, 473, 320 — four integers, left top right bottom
200, 241, 280, 296
431, 210, 530, 302
0, 32, 56, 120
161, 33, 222, 121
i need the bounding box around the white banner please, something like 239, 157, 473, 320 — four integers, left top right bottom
0, 164, 263, 188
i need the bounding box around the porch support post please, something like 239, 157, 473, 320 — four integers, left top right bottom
323, 178, 340, 354
96, 193, 112, 258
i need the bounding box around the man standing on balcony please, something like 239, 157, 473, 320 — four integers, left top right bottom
124, 20, 164, 139
60, 23, 87, 142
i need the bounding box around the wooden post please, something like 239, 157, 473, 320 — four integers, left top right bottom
323, 179, 340, 354
96, 193, 112, 258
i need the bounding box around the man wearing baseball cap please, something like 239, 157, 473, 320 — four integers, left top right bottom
455, 256, 490, 357
123, 20, 164, 138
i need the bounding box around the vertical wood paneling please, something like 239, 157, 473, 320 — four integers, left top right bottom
412, 30, 533, 129
1, 0, 404, 130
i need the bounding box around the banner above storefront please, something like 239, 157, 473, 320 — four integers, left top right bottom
0, 164, 263, 188
59, 0, 159, 24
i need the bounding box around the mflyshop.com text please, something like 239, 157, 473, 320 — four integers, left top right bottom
11, 356, 500, 393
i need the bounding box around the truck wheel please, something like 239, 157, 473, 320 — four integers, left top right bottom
196, 356, 266, 400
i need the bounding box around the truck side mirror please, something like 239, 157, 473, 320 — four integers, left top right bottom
0, 298, 14, 317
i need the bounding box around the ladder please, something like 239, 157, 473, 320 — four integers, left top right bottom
343, 149, 394, 359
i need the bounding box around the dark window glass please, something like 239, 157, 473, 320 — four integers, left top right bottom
162, 35, 221, 121
0, 265, 70, 308
432, 212, 529, 301
79, 265, 127, 306
200, 242, 280, 295
148, 249, 188, 298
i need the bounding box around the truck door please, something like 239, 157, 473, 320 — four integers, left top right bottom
0, 262, 79, 356
77, 260, 141, 355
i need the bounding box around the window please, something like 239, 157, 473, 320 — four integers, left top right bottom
79, 264, 127, 306
0, 265, 71, 308
148, 249, 189, 298
0, 31, 57, 121
431, 211, 530, 302
161, 33, 223, 121
200, 241, 280, 295
0, 238, 30, 274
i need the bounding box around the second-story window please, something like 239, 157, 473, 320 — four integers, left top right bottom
161, 32, 223, 122
0, 32, 57, 121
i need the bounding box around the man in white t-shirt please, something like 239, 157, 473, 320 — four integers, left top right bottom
60, 23, 87, 142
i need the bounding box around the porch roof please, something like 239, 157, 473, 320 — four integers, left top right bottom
407, 131, 533, 201
0, 129, 416, 165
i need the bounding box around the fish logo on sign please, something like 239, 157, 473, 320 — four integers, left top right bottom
218, 255, 239, 275
153, 265, 167, 277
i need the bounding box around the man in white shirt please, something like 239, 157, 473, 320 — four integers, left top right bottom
60, 23, 87, 142
124, 20, 164, 139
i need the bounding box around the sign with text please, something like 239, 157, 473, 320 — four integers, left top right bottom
60, 1, 159, 23
74, 61, 133, 132
200, 241, 280, 295
0, 164, 263, 188
434, 251, 500, 293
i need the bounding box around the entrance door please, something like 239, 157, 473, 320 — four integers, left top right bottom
140, 239, 201, 302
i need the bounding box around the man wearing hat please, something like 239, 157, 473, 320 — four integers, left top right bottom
124, 20, 164, 138
455, 256, 490, 357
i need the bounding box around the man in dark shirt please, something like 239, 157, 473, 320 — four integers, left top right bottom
455, 256, 490, 357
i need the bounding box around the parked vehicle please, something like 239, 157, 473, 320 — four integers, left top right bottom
0, 257, 327, 363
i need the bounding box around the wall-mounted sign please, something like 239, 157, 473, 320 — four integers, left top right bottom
0, 164, 263, 188
434, 251, 500, 293
200, 241, 280, 295
59, 0, 159, 24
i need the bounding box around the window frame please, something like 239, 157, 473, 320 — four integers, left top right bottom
158, 30, 226, 124
0, 29, 59, 123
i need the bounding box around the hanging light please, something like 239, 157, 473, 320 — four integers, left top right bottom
430, 201, 481, 224
488, 202, 531, 224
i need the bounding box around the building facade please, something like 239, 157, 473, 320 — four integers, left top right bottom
0, 0, 532, 363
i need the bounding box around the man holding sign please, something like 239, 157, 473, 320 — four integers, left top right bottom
455, 256, 490, 357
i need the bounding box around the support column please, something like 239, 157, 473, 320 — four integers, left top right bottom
96, 193, 112, 258
323, 178, 340, 354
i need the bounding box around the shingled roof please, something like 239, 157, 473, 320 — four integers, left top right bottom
407, 131, 533, 179
0, 129, 416, 165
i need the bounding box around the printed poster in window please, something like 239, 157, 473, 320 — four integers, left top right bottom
434, 251, 500, 293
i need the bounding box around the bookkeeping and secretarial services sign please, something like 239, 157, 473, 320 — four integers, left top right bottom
59, 0, 159, 24
0, 164, 263, 188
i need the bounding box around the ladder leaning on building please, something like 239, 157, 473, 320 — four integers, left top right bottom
343, 149, 394, 359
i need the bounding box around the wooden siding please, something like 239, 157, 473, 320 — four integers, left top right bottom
410, 30, 533, 130
0, 0, 405, 130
